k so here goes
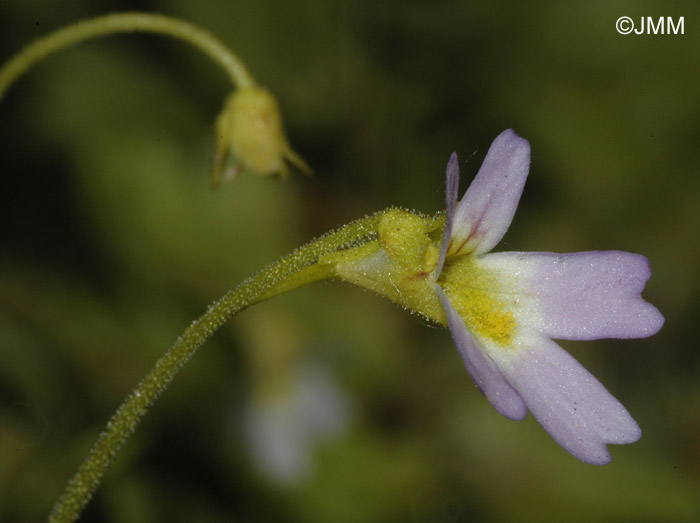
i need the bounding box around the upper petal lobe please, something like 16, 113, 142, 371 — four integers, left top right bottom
449, 129, 530, 256
436, 152, 460, 277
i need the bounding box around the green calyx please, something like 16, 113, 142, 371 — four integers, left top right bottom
325, 208, 447, 325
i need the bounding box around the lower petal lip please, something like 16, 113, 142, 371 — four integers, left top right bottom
487, 334, 642, 465
437, 284, 528, 421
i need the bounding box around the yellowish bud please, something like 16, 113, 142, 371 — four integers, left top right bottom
212, 86, 311, 186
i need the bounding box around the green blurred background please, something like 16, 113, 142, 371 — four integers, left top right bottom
1, 1, 698, 521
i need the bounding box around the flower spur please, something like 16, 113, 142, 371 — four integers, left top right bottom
329, 129, 664, 464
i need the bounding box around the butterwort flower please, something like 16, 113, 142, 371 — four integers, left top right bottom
434, 130, 664, 464
326, 129, 663, 464
238, 311, 348, 484
242, 361, 348, 484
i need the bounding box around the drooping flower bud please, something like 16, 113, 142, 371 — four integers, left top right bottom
212, 86, 311, 186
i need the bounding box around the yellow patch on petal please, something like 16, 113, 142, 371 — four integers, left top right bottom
440, 258, 517, 346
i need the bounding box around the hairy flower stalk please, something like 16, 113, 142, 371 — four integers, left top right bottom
48, 214, 381, 522
0, 12, 255, 95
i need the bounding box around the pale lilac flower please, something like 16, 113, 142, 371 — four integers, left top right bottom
433, 129, 664, 464
242, 361, 348, 484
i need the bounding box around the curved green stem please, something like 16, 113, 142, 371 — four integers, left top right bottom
0, 12, 255, 99
48, 212, 382, 523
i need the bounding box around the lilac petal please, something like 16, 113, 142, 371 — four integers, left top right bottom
436, 152, 460, 277
479, 251, 665, 340
450, 129, 530, 256
436, 285, 527, 420
498, 336, 641, 465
